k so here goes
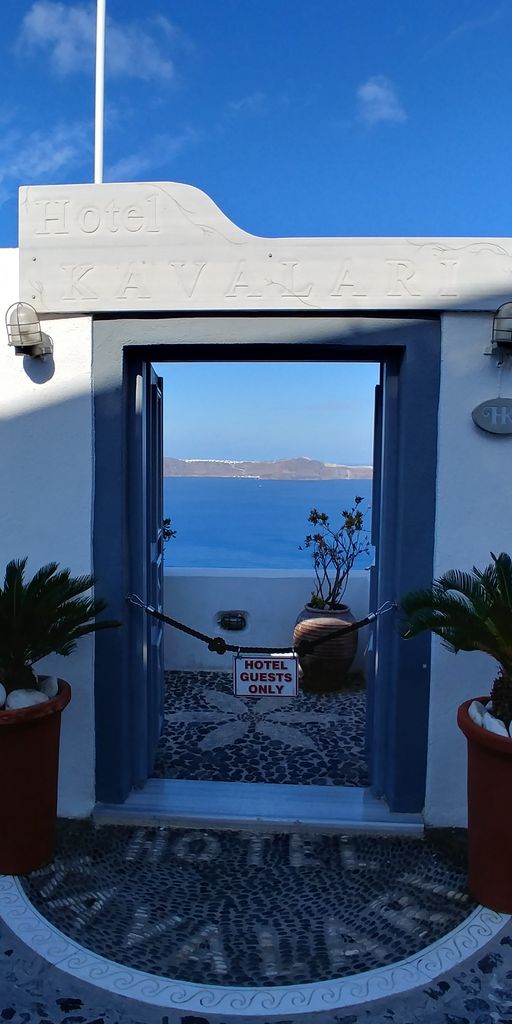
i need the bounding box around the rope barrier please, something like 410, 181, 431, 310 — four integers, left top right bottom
126, 593, 396, 657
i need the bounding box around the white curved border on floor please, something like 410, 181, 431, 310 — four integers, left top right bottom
0, 875, 508, 1020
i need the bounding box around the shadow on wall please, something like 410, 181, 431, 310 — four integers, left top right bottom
0, 379, 97, 817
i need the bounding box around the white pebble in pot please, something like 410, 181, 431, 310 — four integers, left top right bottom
37, 675, 59, 698
6, 689, 49, 710
482, 710, 510, 737
468, 700, 487, 727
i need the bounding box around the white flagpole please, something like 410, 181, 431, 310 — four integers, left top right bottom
94, 0, 106, 183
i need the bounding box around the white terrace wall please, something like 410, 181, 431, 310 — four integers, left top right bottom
163, 569, 371, 673
0, 248, 95, 817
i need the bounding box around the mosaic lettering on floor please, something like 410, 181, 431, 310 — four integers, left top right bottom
22, 822, 474, 988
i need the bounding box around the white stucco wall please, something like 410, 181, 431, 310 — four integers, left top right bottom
424, 312, 512, 826
163, 569, 370, 673
5, 219, 512, 827
0, 249, 95, 816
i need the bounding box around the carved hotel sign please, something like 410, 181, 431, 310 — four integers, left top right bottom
18, 182, 512, 314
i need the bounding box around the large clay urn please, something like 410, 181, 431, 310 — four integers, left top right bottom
293, 604, 357, 693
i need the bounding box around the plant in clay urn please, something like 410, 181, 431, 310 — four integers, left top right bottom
294, 497, 371, 692
0, 557, 120, 873
400, 552, 512, 734
0, 557, 118, 709
400, 551, 512, 913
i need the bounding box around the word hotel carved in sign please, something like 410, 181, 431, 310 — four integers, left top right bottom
234, 655, 298, 697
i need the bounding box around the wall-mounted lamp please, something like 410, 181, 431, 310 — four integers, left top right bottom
486, 302, 512, 356
5, 302, 53, 358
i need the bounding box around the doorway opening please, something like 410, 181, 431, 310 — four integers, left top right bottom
92, 317, 440, 817
151, 360, 378, 790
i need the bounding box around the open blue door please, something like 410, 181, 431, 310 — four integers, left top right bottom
128, 362, 165, 784
365, 379, 382, 783
147, 366, 165, 770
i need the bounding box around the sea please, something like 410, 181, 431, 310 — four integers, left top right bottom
164, 477, 374, 570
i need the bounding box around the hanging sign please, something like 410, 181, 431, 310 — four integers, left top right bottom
472, 397, 512, 434
233, 654, 298, 697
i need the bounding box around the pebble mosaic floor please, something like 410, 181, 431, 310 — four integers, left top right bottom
21, 822, 476, 989
7, 677, 512, 1021
153, 671, 368, 786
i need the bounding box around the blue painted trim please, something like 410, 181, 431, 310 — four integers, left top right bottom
92, 319, 440, 811
373, 332, 440, 810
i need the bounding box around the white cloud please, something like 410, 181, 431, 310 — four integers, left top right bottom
225, 92, 266, 117
356, 75, 407, 125
0, 118, 199, 206
427, 5, 508, 56
0, 121, 90, 204
107, 17, 175, 81
106, 129, 199, 182
17, 1, 177, 81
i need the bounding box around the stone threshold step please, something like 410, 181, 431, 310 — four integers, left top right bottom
94, 779, 423, 834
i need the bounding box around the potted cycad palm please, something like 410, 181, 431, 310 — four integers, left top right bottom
400, 551, 512, 913
293, 497, 371, 692
0, 557, 119, 874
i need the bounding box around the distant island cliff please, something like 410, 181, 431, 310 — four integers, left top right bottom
163, 457, 373, 480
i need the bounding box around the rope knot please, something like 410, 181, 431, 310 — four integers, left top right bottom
208, 636, 228, 655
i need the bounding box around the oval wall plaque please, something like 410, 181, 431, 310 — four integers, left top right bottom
472, 397, 512, 434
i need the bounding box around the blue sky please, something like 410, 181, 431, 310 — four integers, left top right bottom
156, 361, 379, 464
1, 1, 511, 462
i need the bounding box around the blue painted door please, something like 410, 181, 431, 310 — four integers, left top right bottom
365, 380, 382, 783
367, 363, 400, 800
146, 367, 165, 771
128, 361, 165, 784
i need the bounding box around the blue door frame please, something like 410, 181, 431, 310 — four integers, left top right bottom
92, 317, 440, 812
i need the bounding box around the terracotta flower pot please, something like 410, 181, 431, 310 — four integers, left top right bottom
457, 697, 512, 913
293, 604, 357, 693
0, 680, 71, 875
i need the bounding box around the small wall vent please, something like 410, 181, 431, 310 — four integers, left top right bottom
217, 611, 248, 632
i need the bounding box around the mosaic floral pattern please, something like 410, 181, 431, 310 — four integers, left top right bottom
21, 822, 475, 989
152, 671, 368, 785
